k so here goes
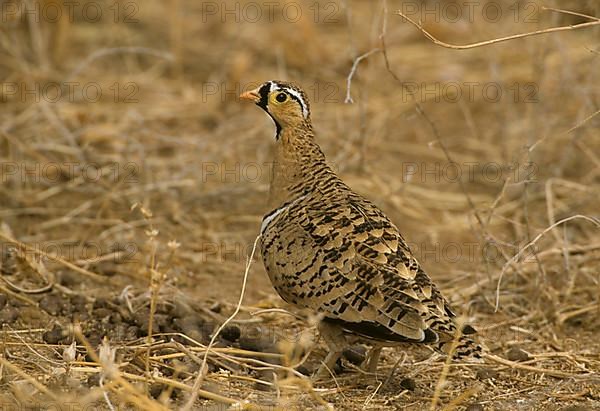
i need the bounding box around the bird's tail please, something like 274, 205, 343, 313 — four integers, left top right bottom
436, 334, 485, 363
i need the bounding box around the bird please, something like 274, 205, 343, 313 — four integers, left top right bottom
239, 80, 483, 377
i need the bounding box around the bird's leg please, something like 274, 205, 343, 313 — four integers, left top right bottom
314, 320, 346, 380
364, 345, 383, 373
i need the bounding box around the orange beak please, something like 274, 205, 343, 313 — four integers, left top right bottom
239, 87, 260, 103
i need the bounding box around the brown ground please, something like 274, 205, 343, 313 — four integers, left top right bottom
0, 0, 599, 410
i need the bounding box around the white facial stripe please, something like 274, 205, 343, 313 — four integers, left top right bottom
270, 83, 308, 119
284, 88, 309, 118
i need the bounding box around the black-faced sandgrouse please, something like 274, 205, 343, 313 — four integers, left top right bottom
240, 80, 482, 377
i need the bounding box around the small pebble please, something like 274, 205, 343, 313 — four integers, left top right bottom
254, 370, 276, 391
160, 363, 174, 377
133, 311, 150, 329
343, 345, 367, 366
94, 308, 112, 320
126, 325, 140, 340
221, 324, 241, 342
210, 302, 222, 313
506, 347, 533, 362
58, 271, 79, 287
93, 298, 109, 309
149, 383, 164, 399
0, 306, 19, 324
87, 373, 101, 387
153, 314, 170, 330
109, 312, 122, 324
170, 299, 193, 318
295, 364, 312, 376
174, 317, 206, 343
69, 295, 88, 308
43, 324, 68, 344
160, 323, 178, 334
399, 377, 416, 391
1, 250, 16, 274
254, 381, 274, 392
135, 325, 148, 338
476, 368, 499, 380
239, 328, 276, 353
85, 332, 102, 347
333, 358, 344, 374
39, 295, 63, 316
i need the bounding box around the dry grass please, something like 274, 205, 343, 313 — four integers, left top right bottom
1, 0, 599, 409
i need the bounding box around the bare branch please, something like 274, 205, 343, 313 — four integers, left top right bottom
344, 48, 380, 104
395, 8, 600, 50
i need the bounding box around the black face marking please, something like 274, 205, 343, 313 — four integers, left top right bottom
272, 117, 282, 140
256, 82, 282, 140
257, 82, 271, 110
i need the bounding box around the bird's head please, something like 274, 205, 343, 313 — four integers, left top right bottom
240, 81, 311, 137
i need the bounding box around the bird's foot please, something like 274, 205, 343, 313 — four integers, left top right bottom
312, 350, 342, 381
363, 346, 382, 373
313, 320, 347, 381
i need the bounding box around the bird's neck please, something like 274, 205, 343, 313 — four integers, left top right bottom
267, 125, 335, 210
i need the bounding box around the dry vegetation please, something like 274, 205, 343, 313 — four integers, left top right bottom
0, 0, 599, 409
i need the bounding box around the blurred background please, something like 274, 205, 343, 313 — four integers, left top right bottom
0, 0, 599, 409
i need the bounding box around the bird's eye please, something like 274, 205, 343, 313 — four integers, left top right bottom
275, 92, 287, 103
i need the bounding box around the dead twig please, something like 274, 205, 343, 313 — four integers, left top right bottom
344, 48, 380, 104
483, 353, 592, 379
395, 7, 600, 50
